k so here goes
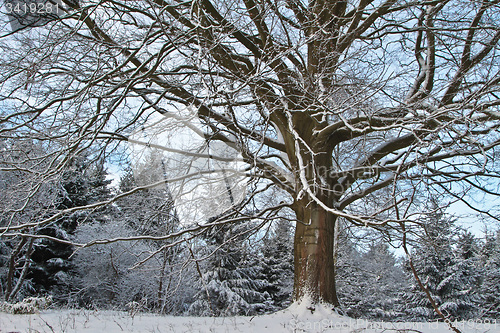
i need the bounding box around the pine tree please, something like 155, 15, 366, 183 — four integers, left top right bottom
438, 231, 482, 320
114, 162, 188, 313
0, 143, 109, 302
117, 165, 177, 236
337, 236, 405, 320
336, 231, 365, 318
259, 219, 294, 312
479, 231, 500, 319
403, 209, 480, 321
69, 157, 191, 312
188, 222, 269, 316
359, 241, 406, 320
57, 156, 111, 210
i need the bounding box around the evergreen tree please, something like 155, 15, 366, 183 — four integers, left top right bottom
117, 163, 177, 237
0, 142, 109, 302
479, 231, 500, 319
337, 236, 405, 320
259, 219, 294, 312
336, 231, 366, 317
403, 209, 480, 321
188, 222, 269, 316
359, 241, 406, 320
69, 156, 193, 313
439, 231, 482, 320
57, 156, 112, 210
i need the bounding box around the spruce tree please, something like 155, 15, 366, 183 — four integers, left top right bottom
117, 163, 177, 237
0, 143, 110, 302
336, 231, 365, 317
188, 222, 269, 316
438, 231, 482, 320
403, 209, 480, 321
113, 160, 187, 313
359, 241, 405, 320
259, 219, 294, 311
337, 236, 405, 320
479, 231, 500, 319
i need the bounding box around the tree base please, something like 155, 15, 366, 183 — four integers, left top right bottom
288, 295, 344, 319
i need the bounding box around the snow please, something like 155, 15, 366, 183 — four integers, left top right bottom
1, 304, 498, 333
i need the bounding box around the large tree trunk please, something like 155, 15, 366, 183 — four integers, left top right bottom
293, 197, 340, 307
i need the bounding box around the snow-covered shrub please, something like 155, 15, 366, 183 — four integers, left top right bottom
23, 296, 53, 309
71, 221, 159, 309
71, 219, 194, 313
0, 295, 53, 314
125, 300, 146, 316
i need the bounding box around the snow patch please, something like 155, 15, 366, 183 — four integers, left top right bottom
0, 306, 496, 333
286, 295, 342, 319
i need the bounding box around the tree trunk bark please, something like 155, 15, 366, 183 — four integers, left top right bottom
293, 198, 340, 307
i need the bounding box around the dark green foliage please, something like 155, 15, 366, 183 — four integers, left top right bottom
58, 157, 112, 210
0, 151, 112, 302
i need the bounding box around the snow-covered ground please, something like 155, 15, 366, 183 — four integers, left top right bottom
1, 301, 498, 333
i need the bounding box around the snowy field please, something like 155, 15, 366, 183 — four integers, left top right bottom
1, 302, 499, 333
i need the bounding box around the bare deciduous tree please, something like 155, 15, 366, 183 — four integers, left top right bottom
1, 0, 500, 309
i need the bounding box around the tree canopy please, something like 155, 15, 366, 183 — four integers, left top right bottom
1, 0, 500, 307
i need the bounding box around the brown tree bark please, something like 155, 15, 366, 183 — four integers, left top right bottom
293, 197, 340, 307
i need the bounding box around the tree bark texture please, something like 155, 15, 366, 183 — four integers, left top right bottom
293, 197, 340, 307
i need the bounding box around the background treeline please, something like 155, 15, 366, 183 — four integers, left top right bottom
1, 148, 499, 321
